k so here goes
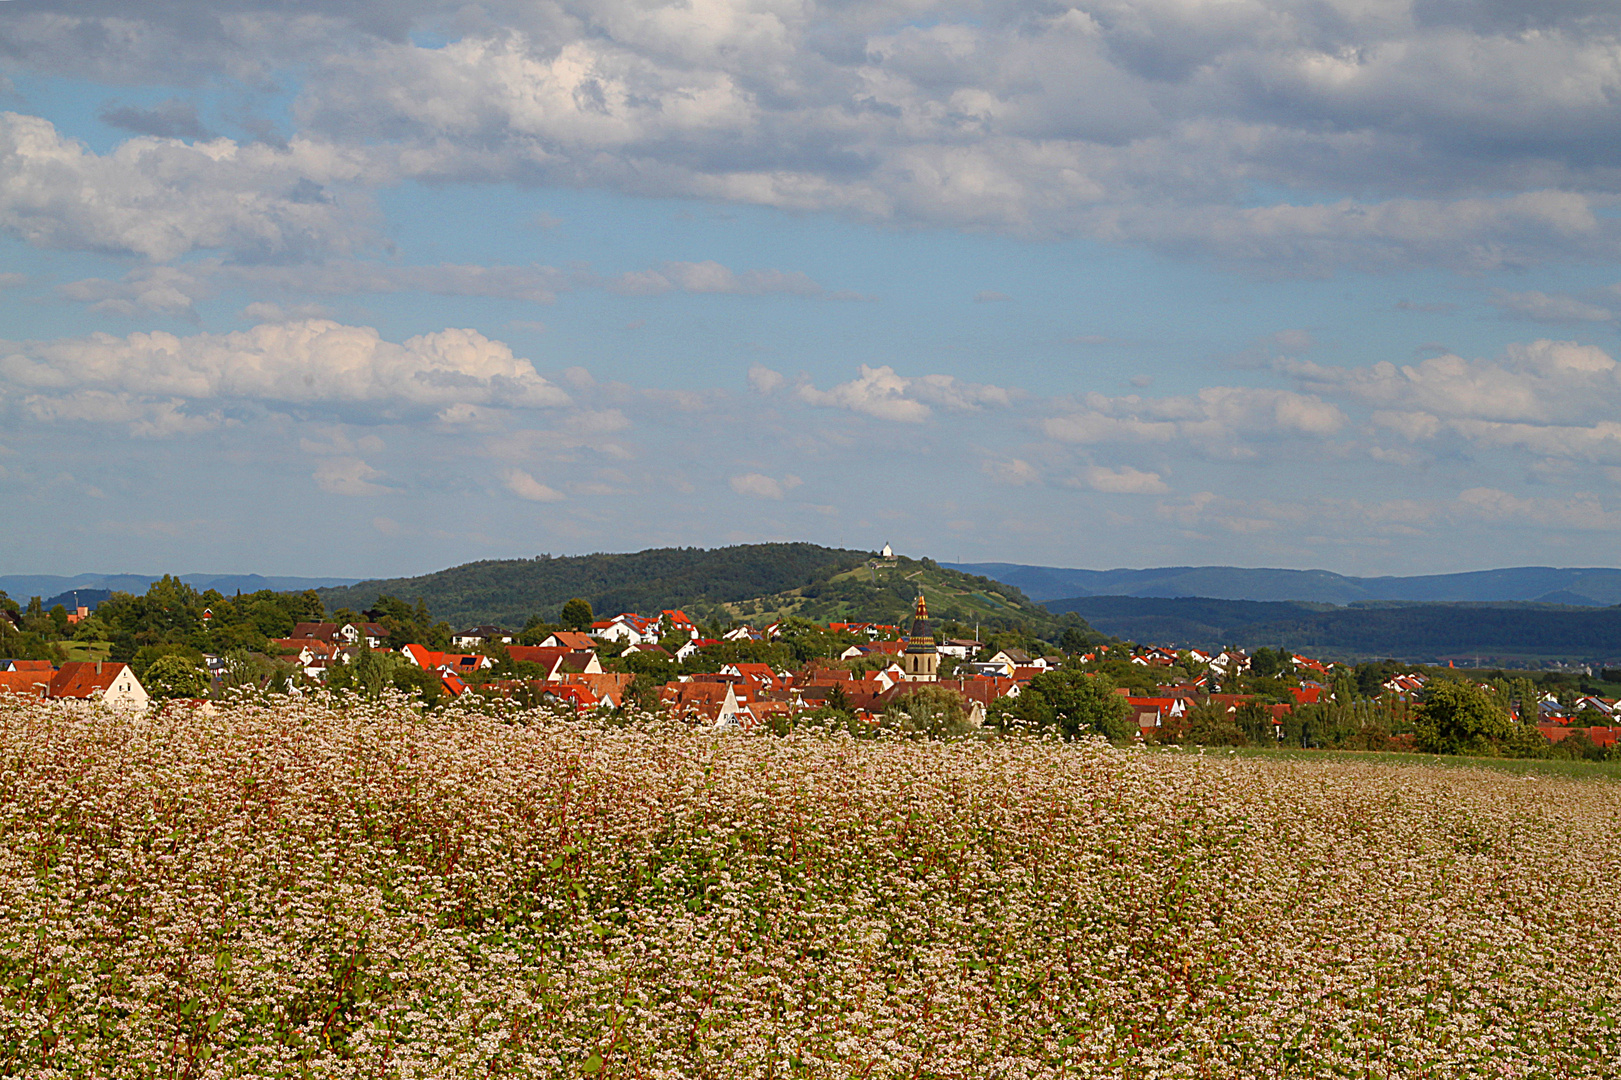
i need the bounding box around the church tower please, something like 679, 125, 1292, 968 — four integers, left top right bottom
901, 594, 939, 682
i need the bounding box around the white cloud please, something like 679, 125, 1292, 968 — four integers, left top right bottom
58, 266, 205, 317
1454, 488, 1621, 531
314, 458, 391, 496
23, 391, 225, 438
0, 319, 570, 411
1281, 340, 1621, 425
1044, 387, 1344, 449
1077, 465, 1168, 495
982, 458, 1039, 486
747, 364, 784, 395
1491, 290, 1615, 325
797, 364, 1013, 423
608, 261, 827, 297
504, 469, 566, 502
0, 112, 374, 260
729, 472, 801, 499
0, 3, 1618, 273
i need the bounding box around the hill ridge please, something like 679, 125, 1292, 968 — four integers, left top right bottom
947, 562, 1621, 606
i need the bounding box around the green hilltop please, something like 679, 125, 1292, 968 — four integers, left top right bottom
317, 543, 1092, 640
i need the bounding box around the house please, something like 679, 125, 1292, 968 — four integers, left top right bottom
622, 643, 673, 660
661, 681, 744, 726
673, 638, 712, 662
400, 644, 492, 676
293, 622, 389, 649
591, 613, 662, 646
831, 623, 900, 640
538, 631, 597, 650
452, 625, 513, 648
937, 639, 982, 661
558, 672, 633, 709
503, 645, 603, 680
47, 661, 149, 710
0, 659, 54, 673
839, 641, 904, 660
0, 671, 51, 698
720, 662, 783, 692
661, 610, 700, 640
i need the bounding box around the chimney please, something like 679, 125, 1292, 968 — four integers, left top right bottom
95, 661, 102, 675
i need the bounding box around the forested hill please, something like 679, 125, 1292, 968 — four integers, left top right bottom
317, 544, 871, 628
317, 544, 1094, 640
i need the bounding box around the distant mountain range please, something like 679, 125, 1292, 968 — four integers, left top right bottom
945, 563, 1621, 607
1045, 595, 1621, 664
0, 573, 361, 608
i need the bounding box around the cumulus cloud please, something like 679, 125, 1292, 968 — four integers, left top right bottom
1076, 465, 1169, 495
0, 319, 570, 411
729, 472, 801, 500
1454, 487, 1621, 531
1280, 339, 1620, 426
264, 2, 1621, 270
797, 365, 1014, 423
504, 469, 566, 502
982, 458, 1039, 486
1491, 290, 1616, 324
97, 99, 215, 141
747, 364, 784, 395
0, 113, 375, 260
2, 3, 1618, 271
1044, 387, 1344, 450
608, 261, 828, 298
313, 458, 391, 496
58, 266, 206, 318
24, 391, 225, 438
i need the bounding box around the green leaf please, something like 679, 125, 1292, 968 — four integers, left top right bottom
581, 1052, 604, 1074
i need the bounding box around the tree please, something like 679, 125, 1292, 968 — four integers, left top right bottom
883, 685, 974, 739
996, 669, 1131, 742
1059, 627, 1090, 654
143, 654, 210, 700
1413, 680, 1536, 757
560, 597, 594, 631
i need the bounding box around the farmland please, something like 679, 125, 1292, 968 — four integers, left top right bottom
2, 697, 1619, 1077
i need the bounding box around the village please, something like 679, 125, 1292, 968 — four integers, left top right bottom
3, 594, 1618, 753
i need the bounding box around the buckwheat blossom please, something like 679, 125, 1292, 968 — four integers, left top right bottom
0, 692, 1617, 1077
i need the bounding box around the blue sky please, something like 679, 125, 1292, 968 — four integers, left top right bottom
3, 0, 1621, 579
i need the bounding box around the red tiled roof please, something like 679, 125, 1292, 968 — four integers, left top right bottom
48, 661, 132, 700
0, 671, 51, 697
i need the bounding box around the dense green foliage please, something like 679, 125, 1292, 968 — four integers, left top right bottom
1052, 594, 1621, 662
317, 544, 876, 628
141, 655, 210, 699
23, 577, 326, 674
1413, 680, 1546, 757
990, 668, 1132, 741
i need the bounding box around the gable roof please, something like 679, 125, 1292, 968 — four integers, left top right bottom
0, 671, 51, 697
48, 661, 134, 700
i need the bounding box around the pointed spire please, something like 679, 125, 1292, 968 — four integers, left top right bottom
915, 593, 929, 621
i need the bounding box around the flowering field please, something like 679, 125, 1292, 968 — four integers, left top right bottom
2, 697, 1619, 1078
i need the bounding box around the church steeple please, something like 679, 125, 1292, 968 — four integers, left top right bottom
902, 592, 938, 681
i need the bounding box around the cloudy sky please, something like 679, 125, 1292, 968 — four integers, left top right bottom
3, 0, 1621, 578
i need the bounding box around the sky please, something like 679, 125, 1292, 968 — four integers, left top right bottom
3, 0, 1621, 579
